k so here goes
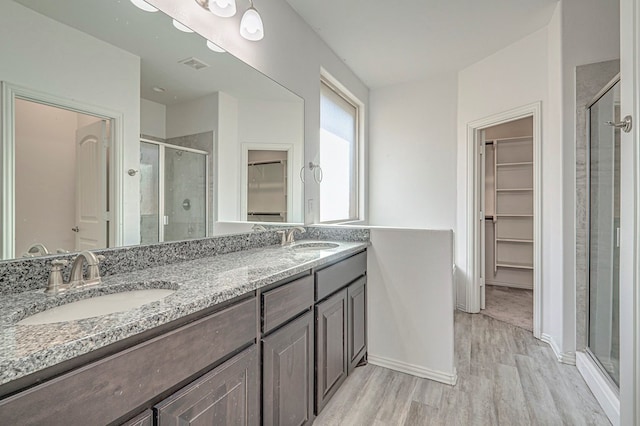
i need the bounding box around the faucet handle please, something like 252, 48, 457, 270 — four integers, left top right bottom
45, 260, 69, 294
51, 259, 69, 269
276, 230, 287, 246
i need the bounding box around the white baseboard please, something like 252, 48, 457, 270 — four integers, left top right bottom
576, 352, 619, 426
541, 333, 576, 365
368, 354, 457, 385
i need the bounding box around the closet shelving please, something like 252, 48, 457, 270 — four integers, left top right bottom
485, 134, 534, 288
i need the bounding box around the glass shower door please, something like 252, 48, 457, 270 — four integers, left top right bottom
140, 142, 160, 244
163, 147, 207, 242
588, 80, 621, 386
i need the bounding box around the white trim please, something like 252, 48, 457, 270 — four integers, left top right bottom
240, 143, 294, 222
0, 82, 125, 256
368, 354, 457, 386
541, 333, 576, 365
576, 351, 620, 426
465, 102, 543, 340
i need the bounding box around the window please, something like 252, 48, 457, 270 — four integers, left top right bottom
319, 80, 359, 222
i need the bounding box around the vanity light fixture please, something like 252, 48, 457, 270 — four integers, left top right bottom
130, 0, 158, 12
194, 0, 237, 17
172, 19, 194, 33
240, 0, 264, 41
206, 40, 226, 53
194, 0, 264, 42
209, 0, 237, 18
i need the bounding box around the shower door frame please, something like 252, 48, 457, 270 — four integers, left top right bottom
140, 138, 209, 242
585, 74, 621, 389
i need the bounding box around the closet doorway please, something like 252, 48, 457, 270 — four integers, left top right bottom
481, 117, 535, 332
468, 102, 541, 338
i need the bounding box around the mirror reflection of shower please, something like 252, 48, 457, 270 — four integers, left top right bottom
139, 139, 208, 244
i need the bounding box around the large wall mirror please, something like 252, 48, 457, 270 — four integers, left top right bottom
0, 0, 304, 260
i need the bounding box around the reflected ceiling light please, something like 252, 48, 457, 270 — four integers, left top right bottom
240, 0, 263, 41
130, 0, 158, 12
209, 0, 237, 18
206, 40, 226, 53
172, 19, 194, 33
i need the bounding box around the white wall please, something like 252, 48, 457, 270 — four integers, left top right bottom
140, 99, 166, 139
367, 228, 456, 384
217, 92, 240, 221
14, 100, 77, 255
148, 0, 369, 224
557, 0, 620, 357
368, 74, 458, 229
0, 1, 141, 246
238, 98, 304, 222
456, 27, 549, 311
166, 94, 218, 139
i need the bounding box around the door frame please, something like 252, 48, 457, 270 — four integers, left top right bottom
619, 0, 640, 423
466, 101, 542, 339
0, 82, 124, 257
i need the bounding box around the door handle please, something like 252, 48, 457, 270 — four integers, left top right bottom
606, 115, 633, 133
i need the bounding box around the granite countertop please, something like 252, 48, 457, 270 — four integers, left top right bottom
0, 240, 367, 387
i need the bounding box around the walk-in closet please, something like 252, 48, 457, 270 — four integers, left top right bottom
481, 116, 534, 331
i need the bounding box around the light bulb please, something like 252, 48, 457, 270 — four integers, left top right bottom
209, 0, 237, 18
130, 0, 158, 12
240, 7, 263, 41
206, 40, 226, 53
172, 19, 194, 33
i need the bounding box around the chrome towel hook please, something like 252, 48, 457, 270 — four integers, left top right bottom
606, 115, 633, 133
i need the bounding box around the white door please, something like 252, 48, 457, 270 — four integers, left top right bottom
75, 120, 108, 251
619, 0, 639, 422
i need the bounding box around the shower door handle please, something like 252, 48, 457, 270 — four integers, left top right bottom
606, 115, 633, 133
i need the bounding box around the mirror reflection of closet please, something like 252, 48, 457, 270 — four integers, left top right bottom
247, 150, 288, 222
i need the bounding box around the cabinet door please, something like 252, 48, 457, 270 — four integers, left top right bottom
262, 311, 314, 426
348, 277, 367, 374
155, 345, 258, 426
315, 289, 348, 413
121, 409, 153, 426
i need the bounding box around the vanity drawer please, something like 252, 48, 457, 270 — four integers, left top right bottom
0, 297, 256, 426
262, 275, 314, 333
315, 251, 367, 301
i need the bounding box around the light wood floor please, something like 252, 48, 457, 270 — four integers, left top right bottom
314, 312, 610, 425
482, 285, 533, 331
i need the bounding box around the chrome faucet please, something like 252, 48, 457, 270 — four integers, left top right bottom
277, 226, 306, 245
45, 251, 105, 294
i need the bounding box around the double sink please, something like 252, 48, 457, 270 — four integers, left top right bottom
16, 241, 340, 326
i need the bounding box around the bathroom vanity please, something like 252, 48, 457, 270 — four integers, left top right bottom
0, 241, 367, 425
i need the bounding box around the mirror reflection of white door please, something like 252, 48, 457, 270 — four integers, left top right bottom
479, 130, 486, 310
75, 120, 108, 251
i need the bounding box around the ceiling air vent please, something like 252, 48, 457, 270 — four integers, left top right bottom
178, 57, 210, 70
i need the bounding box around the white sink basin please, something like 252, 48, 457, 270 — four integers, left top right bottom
18, 289, 175, 325
292, 242, 340, 251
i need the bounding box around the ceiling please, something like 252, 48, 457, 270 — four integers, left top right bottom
285, 0, 559, 88
16, 0, 301, 105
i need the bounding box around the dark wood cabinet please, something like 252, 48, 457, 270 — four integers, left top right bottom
262, 311, 314, 426
315, 289, 348, 413
121, 409, 153, 426
155, 345, 259, 425
347, 277, 367, 374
